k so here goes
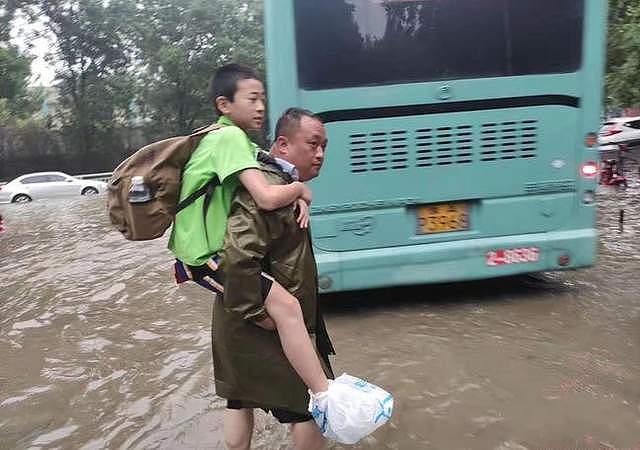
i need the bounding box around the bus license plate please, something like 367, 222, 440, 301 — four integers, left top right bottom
416, 202, 470, 234
486, 247, 540, 266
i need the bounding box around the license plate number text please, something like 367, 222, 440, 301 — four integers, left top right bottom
416, 203, 470, 234
486, 247, 540, 266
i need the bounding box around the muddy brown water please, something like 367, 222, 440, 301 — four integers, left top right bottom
1, 177, 639, 449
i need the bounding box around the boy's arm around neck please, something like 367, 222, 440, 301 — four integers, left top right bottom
238, 168, 309, 210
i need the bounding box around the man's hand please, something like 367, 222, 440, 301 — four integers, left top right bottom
295, 198, 310, 229
300, 183, 312, 204
254, 316, 276, 331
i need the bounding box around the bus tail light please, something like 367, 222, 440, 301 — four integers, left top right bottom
581, 162, 598, 178
585, 133, 597, 147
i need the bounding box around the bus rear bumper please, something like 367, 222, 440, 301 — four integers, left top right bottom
314, 229, 597, 293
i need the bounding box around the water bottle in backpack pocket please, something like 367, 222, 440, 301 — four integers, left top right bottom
128, 176, 153, 204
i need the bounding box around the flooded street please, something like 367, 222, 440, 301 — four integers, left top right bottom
1, 177, 639, 449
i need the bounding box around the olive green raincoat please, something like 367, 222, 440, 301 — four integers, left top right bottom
214, 154, 335, 414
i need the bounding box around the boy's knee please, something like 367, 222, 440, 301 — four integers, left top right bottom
225, 431, 252, 450
224, 409, 253, 450
291, 421, 325, 450
281, 295, 302, 316
225, 437, 250, 450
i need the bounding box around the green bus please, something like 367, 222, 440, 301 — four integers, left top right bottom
264, 0, 606, 293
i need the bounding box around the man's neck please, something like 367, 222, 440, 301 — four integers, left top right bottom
262, 149, 299, 181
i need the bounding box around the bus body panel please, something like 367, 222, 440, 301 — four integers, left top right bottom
314, 229, 597, 292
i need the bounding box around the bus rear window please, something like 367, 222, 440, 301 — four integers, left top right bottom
294, 0, 584, 90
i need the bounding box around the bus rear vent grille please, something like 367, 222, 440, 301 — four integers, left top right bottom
479, 120, 538, 161
524, 180, 576, 195
414, 125, 474, 167
348, 120, 538, 173
349, 130, 409, 173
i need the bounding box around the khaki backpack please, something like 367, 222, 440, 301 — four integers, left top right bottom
107, 123, 223, 241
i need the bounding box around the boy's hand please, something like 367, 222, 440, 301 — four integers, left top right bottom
254, 316, 276, 331
300, 183, 312, 204
295, 198, 310, 229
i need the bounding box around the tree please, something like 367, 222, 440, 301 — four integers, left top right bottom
17, 0, 136, 163
3, 0, 267, 177
0, 45, 41, 123
133, 0, 264, 136
606, 0, 640, 108
0, 0, 27, 42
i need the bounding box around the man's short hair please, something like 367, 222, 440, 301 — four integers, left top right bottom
274, 107, 322, 140
210, 64, 261, 115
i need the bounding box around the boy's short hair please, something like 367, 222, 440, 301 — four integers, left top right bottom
275, 107, 322, 140
210, 64, 261, 115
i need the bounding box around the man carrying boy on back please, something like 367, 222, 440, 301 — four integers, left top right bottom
172, 65, 391, 449
215, 108, 333, 449
171, 64, 333, 420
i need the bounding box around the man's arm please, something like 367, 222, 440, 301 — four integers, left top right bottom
238, 169, 312, 211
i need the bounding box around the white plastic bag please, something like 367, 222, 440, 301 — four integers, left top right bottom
308, 373, 394, 444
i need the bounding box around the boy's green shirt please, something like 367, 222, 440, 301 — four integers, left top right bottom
168, 115, 260, 266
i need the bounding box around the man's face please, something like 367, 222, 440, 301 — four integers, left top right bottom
217, 78, 265, 131
284, 116, 328, 182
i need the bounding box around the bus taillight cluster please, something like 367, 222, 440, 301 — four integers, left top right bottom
581, 162, 598, 178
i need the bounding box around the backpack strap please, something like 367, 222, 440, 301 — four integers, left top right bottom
190, 123, 223, 137
175, 175, 220, 244
173, 123, 223, 242
175, 176, 220, 214
175, 123, 224, 214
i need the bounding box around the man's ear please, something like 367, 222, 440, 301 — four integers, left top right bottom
275, 135, 290, 155
215, 96, 230, 115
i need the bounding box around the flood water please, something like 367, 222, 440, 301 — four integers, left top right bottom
1, 172, 639, 449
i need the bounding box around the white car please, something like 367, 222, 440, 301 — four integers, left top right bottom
598, 116, 640, 147
0, 172, 108, 203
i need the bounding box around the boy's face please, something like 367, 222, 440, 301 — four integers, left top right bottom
217, 78, 265, 131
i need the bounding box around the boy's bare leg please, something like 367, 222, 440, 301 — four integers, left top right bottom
224, 408, 254, 450
291, 420, 325, 450
264, 282, 329, 394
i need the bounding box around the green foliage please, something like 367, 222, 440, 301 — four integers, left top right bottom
134, 0, 264, 136
24, 0, 137, 154
1, 0, 265, 177
0, 99, 13, 125
0, 45, 42, 123
606, 0, 640, 108
0, 0, 26, 42
6, 0, 263, 138
0, 45, 31, 107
